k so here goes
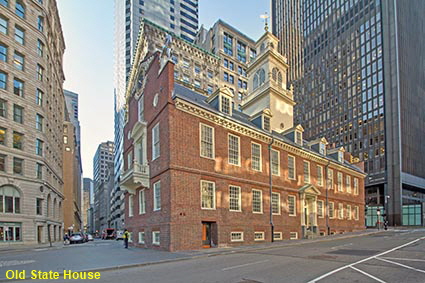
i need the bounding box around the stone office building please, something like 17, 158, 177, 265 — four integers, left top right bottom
121, 29, 366, 251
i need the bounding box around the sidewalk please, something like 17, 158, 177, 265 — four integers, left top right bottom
0, 241, 65, 253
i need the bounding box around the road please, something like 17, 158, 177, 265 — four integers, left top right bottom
1, 229, 424, 283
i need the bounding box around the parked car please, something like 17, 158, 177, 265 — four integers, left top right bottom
87, 234, 94, 241
102, 228, 116, 240
69, 233, 84, 244
115, 230, 124, 241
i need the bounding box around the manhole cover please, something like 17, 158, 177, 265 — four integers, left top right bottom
328, 249, 379, 256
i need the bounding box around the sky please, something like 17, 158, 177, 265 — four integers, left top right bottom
57, 0, 270, 179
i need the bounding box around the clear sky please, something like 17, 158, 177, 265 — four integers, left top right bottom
57, 0, 270, 179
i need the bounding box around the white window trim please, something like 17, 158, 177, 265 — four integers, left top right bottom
219, 95, 232, 116
128, 195, 134, 217
138, 232, 145, 244
139, 189, 145, 215
354, 206, 359, 220
271, 149, 280, 176
152, 231, 160, 245
138, 95, 144, 122
328, 169, 334, 190
288, 195, 297, 216
354, 178, 359, 195
317, 165, 323, 186
272, 192, 281, 215
290, 232, 298, 240
273, 232, 283, 240
338, 203, 344, 219
152, 123, 160, 160
303, 160, 310, 184
153, 181, 161, 211
230, 232, 244, 242
228, 133, 240, 166
201, 180, 216, 210
295, 130, 302, 145
254, 231, 265, 241
317, 200, 324, 218
288, 155, 296, 180
346, 176, 351, 193
251, 142, 262, 172
199, 123, 215, 160
252, 189, 263, 214
347, 204, 352, 220
329, 202, 335, 219
229, 185, 241, 212
337, 172, 343, 192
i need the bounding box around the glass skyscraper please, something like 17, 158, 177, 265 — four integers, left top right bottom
272, 0, 425, 226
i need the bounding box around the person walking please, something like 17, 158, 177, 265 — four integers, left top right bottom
123, 229, 129, 249
63, 233, 69, 245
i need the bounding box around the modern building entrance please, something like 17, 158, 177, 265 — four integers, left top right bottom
202, 222, 215, 248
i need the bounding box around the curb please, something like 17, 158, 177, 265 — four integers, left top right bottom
0, 230, 387, 282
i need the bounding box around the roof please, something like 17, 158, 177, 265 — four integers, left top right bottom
172, 83, 365, 174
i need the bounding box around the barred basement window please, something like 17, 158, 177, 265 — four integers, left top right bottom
271, 150, 280, 176
200, 123, 214, 159
290, 232, 298, 240
329, 202, 335, 218
252, 189, 262, 213
251, 143, 261, 171
228, 134, 240, 165
201, 181, 215, 209
288, 155, 296, 179
254, 232, 264, 241
303, 161, 310, 184
272, 192, 280, 215
230, 232, 243, 242
317, 200, 324, 218
273, 232, 282, 240
229, 186, 241, 211
288, 195, 296, 216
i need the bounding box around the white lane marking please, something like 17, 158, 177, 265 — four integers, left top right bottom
0, 260, 35, 267
222, 260, 269, 271
330, 243, 353, 250
376, 257, 425, 274
380, 256, 425, 263
349, 266, 387, 283
307, 236, 425, 283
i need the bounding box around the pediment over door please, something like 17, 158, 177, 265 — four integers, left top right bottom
298, 184, 321, 196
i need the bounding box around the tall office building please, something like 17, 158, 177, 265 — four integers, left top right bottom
112, 0, 199, 230
93, 141, 115, 188
272, 0, 425, 225
0, 0, 66, 244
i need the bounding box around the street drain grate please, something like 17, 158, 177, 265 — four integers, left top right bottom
238, 279, 264, 283
328, 249, 379, 256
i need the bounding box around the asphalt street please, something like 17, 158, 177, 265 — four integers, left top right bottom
1, 229, 424, 283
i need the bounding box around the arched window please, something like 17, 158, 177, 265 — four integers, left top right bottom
272, 67, 283, 87
53, 199, 57, 219
253, 68, 266, 90
47, 194, 51, 217
0, 185, 21, 213
15, 1, 25, 18
58, 201, 62, 218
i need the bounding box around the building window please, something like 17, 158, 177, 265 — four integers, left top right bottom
13, 78, 24, 96
0, 0, 8, 7
0, 72, 6, 89
272, 192, 280, 215
273, 232, 283, 240
15, 1, 25, 18
0, 16, 8, 34
303, 161, 310, 184
36, 139, 43, 156
338, 151, 344, 163
13, 158, 23, 175
288, 155, 296, 180
128, 195, 134, 217
263, 116, 270, 131
0, 154, 5, 172
36, 198, 42, 215
254, 232, 264, 241
289, 232, 298, 240
0, 186, 21, 214
138, 232, 145, 244
271, 149, 280, 176
337, 172, 343, 192
295, 131, 302, 145
37, 16, 43, 32
13, 131, 23, 150
13, 52, 24, 70
152, 231, 160, 245
220, 95, 230, 114
201, 180, 215, 209
13, 105, 23, 123
153, 181, 161, 211
253, 68, 265, 89
354, 178, 359, 195
288, 195, 296, 216
347, 205, 352, 220
338, 203, 344, 219
36, 114, 43, 131
251, 143, 261, 171
37, 64, 44, 81
229, 186, 241, 212
207, 85, 213, 94
223, 32, 233, 56
0, 44, 7, 62
319, 143, 326, 155
14, 26, 24, 44
354, 206, 359, 220
228, 134, 240, 166
36, 163, 42, 179
182, 58, 190, 68
317, 200, 324, 218
36, 89, 43, 106
194, 64, 200, 74
138, 95, 144, 121
230, 232, 243, 242
37, 40, 44, 57
328, 169, 334, 190
252, 189, 262, 213
0, 222, 21, 241
329, 202, 335, 218
0, 127, 5, 145
200, 123, 214, 159
346, 176, 351, 193
317, 165, 323, 186
152, 123, 160, 160
139, 190, 145, 214
271, 67, 282, 86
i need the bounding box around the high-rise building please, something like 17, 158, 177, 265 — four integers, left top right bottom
64, 90, 80, 147
82, 178, 93, 231
112, 0, 199, 231
272, 0, 425, 226
0, 0, 66, 244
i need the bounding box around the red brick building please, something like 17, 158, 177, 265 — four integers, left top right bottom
121, 31, 366, 251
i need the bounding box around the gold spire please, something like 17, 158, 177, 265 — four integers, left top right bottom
260, 12, 269, 32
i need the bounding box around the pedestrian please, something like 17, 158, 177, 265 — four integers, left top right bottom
123, 229, 129, 249
63, 233, 69, 245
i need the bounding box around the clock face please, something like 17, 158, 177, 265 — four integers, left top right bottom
153, 93, 159, 107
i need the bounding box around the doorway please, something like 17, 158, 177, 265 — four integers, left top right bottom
202, 222, 212, 248
37, 226, 43, 243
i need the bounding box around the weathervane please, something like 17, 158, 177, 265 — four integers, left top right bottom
260, 12, 269, 32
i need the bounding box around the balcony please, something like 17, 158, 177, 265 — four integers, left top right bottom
120, 161, 149, 194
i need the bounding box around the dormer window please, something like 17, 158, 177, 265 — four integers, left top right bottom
263, 116, 270, 131
220, 95, 231, 115
295, 130, 302, 145
319, 142, 326, 155
338, 151, 344, 163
